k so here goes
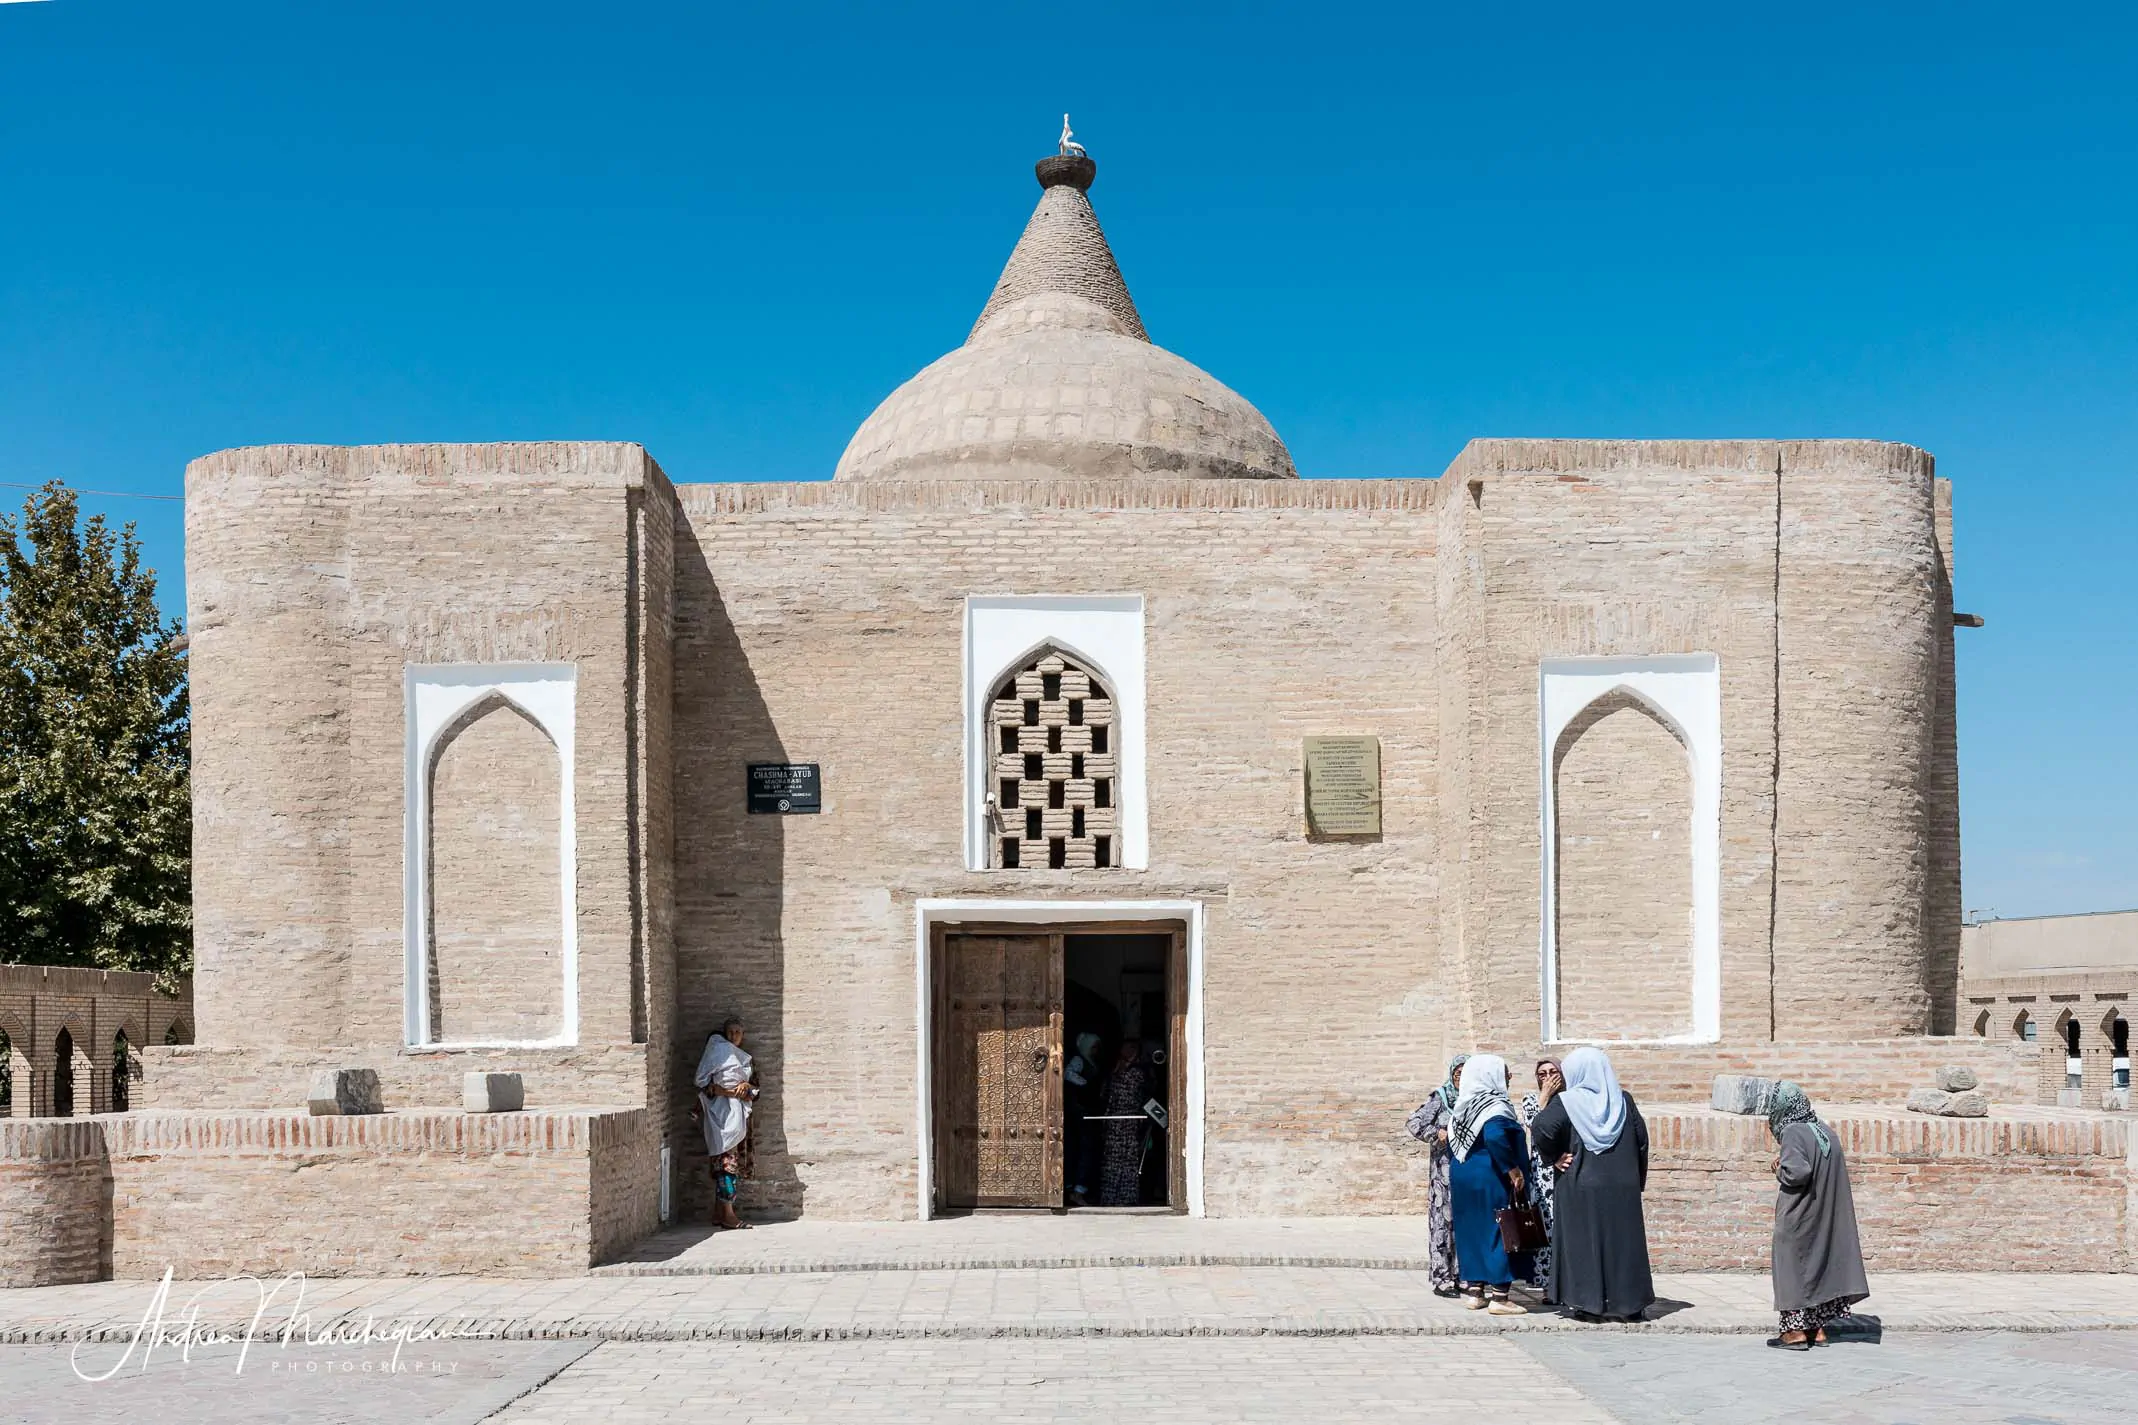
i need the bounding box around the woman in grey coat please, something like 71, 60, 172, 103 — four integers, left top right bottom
1767, 1082, 1869, 1349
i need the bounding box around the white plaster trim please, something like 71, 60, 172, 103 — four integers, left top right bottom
1538, 654, 1721, 1046
403, 663, 579, 1049
913, 898, 1205, 1220
963, 596, 1147, 870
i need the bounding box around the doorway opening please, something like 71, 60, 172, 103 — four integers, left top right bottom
930, 921, 1185, 1215
1063, 933, 1172, 1209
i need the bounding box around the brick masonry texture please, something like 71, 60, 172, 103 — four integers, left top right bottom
1553, 692, 1694, 1039
1640, 1107, 2137, 1271
0, 1108, 653, 1279
96, 434, 1973, 1275
0, 1121, 108, 1285
0, 964, 192, 1118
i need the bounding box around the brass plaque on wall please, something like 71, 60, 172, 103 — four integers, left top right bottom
1303, 736, 1381, 837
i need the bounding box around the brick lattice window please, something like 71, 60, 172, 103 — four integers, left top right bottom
991, 651, 1118, 869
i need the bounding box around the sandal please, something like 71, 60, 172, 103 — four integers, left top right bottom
1766, 1334, 1813, 1351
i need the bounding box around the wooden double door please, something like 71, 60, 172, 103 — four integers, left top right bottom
932, 925, 1186, 1212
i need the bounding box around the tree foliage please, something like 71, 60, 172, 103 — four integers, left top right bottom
0, 482, 189, 983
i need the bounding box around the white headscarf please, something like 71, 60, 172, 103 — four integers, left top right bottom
694, 1032, 754, 1155
1559, 1046, 1628, 1154
1448, 1053, 1516, 1162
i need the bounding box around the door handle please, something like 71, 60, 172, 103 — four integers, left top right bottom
1031, 1045, 1049, 1074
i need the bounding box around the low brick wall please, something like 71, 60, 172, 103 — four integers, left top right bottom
0, 1108, 661, 1282
106, 1108, 659, 1279
1643, 1105, 2134, 1272
0, 1120, 110, 1285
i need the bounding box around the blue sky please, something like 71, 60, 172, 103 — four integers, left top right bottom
2, 2, 2133, 917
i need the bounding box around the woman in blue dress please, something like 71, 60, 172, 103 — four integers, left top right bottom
1446, 1053, 1531, 1315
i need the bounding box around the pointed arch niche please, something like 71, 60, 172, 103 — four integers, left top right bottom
404, 663, 578, 1048
964, 597, 1145, 870
1539, 654, 1720, 1045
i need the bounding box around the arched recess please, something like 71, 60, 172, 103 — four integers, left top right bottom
1972, 1009, 1991, 1038
1539, 655, 1721, 1044
404, 664, 578, 1047
52, 1027, 78, 1117
427, 694, 566, 1044
2013, 1009, 2035, 1042
1550, 690, 1695, 1041
964, 597, 1146, 870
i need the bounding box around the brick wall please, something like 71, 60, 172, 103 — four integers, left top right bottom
1962, 969, 2132, 1106
1642, 1106, 2133, 1272
0, 1120, 108, 1285
103, 1109, 655, 1279
0, 964, 192, 1117
183, 444, 666, 1105
176, 439, 1959, 1233
134, 1042, 650, 1111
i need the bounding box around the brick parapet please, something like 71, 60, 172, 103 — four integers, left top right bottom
1641, 1104, 2134, 1272
0, 1106, 663, 1281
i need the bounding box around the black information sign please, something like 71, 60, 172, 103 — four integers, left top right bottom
747, 763, 821, 815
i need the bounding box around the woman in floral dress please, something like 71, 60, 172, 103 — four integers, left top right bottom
1519, 1059, 1564, 1301
1406, 1053, 1467, 1296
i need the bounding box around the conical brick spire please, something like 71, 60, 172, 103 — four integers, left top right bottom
968, 154, 1148, 344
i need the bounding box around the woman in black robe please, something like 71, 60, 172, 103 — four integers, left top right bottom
1525, 1046, 1655, 1322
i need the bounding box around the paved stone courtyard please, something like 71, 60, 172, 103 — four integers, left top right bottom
16, 1323, 2138, 1423
11, 1221, 2138, 1421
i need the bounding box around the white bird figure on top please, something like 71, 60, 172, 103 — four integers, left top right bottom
1059, 114, 1086, 158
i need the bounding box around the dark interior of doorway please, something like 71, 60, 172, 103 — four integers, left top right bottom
1062, 933, 1170, 1209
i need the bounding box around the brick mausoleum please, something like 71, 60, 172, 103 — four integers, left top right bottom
4, 143, 2120, 1284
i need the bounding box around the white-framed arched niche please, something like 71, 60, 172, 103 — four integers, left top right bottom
403, 663, 578, 1048
1539, 653, 1720, 1045
964, 596, 1146, 870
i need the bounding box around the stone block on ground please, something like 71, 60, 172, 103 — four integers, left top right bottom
1934, 1065, 1979, 1092
307, 1068, 382, 1116
463, 1072, 525, 1113
1942, 1090, 1989, 1117
1906, 1087, 1953, 1115
1710, 1075, 1777, 1115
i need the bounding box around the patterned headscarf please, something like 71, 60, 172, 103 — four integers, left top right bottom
1766, 1079, 1831, 1156
1448, 1053, 1516, 1162
1436, 1053, 1470, 1111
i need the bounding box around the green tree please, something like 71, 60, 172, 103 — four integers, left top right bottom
0, 482, 189, 984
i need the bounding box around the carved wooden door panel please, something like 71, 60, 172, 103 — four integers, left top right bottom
937, 933, 1062, 1209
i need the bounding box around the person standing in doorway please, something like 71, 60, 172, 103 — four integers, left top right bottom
1064, 1032, 1104, 1206
1098, 1040, 1152, 1206
1526, 1046, 1655, 1322
1406, 1053, 1467, 1297
693, 1018, 758, 1230
1445, 1053, 1531, 1315
1517, 1058, 1564, 1303
1767, 1081, 1869, 1349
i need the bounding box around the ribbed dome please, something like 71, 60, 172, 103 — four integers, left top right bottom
835, 151, 1296, 483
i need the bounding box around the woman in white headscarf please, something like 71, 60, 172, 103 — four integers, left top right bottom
1525, 1046, 1654, 1321
1444, 1053, 1532, 1314
693, 1018, 758, 1230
